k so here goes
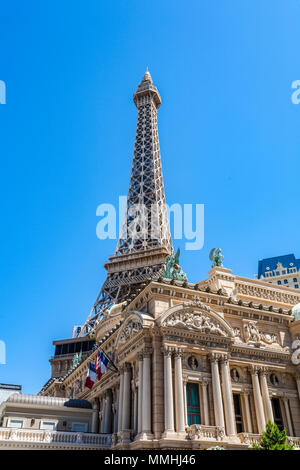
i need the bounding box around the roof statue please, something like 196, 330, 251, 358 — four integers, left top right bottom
69, 351, 82, 371
209, 248, 224, 268
162, 248, 187, 281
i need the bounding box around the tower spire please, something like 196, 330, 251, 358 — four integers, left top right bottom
79, 72, 173, 336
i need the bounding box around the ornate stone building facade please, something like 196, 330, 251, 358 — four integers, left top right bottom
2, 71, 300, 450
39, 268, 300, 449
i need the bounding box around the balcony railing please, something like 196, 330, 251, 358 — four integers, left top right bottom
187, 424, 226, 441
238, 432, 300, 449
0, 428, 111, 449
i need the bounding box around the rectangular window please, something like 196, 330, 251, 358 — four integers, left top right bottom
71, 422, 88, 432
271, 398, 284, 431
233, 394, 243, 433
40, 420, 57, 430
186, 383, 201, 425
7, 418, 24, 428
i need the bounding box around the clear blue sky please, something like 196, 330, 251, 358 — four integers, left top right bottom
1, 0, 300, 394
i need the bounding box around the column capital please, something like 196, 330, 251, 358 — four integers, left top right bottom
104, 389, 112, 398
200, 377, 209, 387
250, 364, 260, 375
174, 348, 184, 358
142, 347, 153, 358
124, 362, 132, 372
137, 351, 144, 361
282, 394, 289, 402
210, 352, 222, 363
219, 353, 230, 364
259, 366, 269, 377
161, 346, 173, 357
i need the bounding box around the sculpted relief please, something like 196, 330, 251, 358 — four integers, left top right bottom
243, 321, 284, 349
119, 319, 143, 345
164, 310, 228, 337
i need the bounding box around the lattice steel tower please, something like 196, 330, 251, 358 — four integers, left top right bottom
80, 70, 173, 336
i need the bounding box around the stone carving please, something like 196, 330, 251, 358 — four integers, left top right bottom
269, 373, 279, 386
183, 299, 211, 312
243, 321, 279, 347
230, 368, 240, 382
244, 322, 260, 343
119, 319, 142, 344
233, 327, 243, 344
233, 327, 241, 337
165, 311, 227, 337
188, 356, 199, 370
216, 427, 225, 441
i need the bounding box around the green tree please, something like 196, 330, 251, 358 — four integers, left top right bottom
252, 420, 294, 450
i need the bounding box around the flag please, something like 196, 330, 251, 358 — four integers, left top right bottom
94, 351, 100, 377
95, 350, 109, 380
85, 362, 97, 389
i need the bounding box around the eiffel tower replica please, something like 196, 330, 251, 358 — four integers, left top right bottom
79, 69, 174, 336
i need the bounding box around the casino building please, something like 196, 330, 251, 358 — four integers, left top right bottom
1, 71, 300, 450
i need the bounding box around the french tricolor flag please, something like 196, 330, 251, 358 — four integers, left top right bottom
96, 350, 109, 380
85, 362, 97, 389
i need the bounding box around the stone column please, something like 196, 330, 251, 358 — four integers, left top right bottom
283, 396, 294, 437
210, 353, 225, 429
91, 398, 99, 433
163, 347, 175, 433
183, 378, 188, 427
142, 349, 152, 434
133, 382, 138, 433
220, 355, 236, 436
259, 368, 274, 423
137, 353, 143, 434
122, 363, 132, 430
201, 379, 210, 425
118, 366, 124, 432
296, 373, 300, 402
100, 397, 105, 433
250, 366, 266, 433
113, 387, 119, 433
242, 391, 253, 433
174, 350, 185, 433
104, 390, 112, 433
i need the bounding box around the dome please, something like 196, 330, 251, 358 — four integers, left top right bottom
292, 303, 300, 322
64, 399, 92, 409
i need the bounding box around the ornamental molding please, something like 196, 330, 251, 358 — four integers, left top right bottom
158, 302, 234, 338
235, 279, 300, 305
